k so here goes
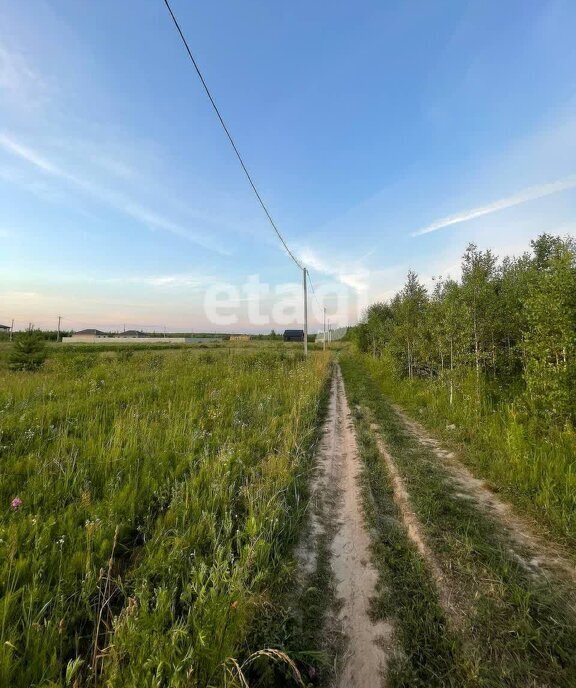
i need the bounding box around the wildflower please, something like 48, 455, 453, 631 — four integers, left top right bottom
230, 600, 238, 610
11, 497, 22, 511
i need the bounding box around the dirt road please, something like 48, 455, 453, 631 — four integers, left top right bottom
299, 364, 391, 688
336, 353, 576, 687
297, 356, 576, 686
393, 405, 576, 585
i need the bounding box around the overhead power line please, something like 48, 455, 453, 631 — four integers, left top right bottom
162, 0, 303, 271
306, 272, 321, 306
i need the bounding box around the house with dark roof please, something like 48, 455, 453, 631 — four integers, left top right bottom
73, 329, 107, 336
0, 324, 10, 332
116, 330, 146, 338
283, 329, 305, 342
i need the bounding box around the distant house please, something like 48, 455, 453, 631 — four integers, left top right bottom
283, 329, 304, 342
116, 330, 146, 338
73, 329, 107, 337
229, 335, 250, 341
0, 324, 10, 332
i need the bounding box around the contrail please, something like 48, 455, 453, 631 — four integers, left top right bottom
412, 175, 576, 236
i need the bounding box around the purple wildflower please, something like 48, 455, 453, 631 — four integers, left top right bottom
10, 497, 22, 511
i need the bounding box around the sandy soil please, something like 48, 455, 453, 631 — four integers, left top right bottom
299, 365, 391, 688
393, 405, 576, 584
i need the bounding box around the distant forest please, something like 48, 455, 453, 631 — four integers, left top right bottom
351, 233, 576, 429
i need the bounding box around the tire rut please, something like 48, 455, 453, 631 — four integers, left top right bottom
298, 364, 392, 688
393, 405, 576, 586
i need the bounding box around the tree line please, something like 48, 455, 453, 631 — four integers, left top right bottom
350, 233, 576, 428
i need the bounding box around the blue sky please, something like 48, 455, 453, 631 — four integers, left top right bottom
1, 0, 576, 332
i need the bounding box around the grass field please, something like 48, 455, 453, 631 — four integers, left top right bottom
340, 352, 576, 687
4, 340, 575, 687
0, 345, 330, 687
352, 352, 576, 546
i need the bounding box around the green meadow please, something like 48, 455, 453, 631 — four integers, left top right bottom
0, 346, 330, 687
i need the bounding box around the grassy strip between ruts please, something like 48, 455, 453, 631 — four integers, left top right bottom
339, 357, 465, 687
340, 352, 576, 688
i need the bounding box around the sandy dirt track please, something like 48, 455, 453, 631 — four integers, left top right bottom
393, 405, 576, 585
300, 364, 391, 688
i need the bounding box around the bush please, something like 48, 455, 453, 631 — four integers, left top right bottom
9, 330, 47, 371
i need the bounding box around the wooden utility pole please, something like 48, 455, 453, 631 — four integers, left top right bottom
9, 319, 14, 341
56, 315, 62, 342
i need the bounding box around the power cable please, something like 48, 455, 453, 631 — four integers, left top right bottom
162, 0, 303, 271
306, 272, 323, 309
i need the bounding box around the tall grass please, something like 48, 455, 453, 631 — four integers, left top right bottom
0, 347, 329, 686
357, 352, 576, 544
341, 353, 576, 686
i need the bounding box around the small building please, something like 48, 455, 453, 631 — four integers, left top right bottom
116, 330, 146, 338
229, 335, 250, 341
73, 328, 107, 337
283, 329, 305, 342
0, 324, 10, 332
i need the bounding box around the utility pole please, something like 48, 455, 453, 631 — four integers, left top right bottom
303, 268, 308, 356
323, 307, 326, 351
9, 318, 14, 341
56, 315, 62, 343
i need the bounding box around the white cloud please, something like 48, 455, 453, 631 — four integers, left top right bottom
413, 175, 576, 236
0, 44, 47, 110
0, 133, 60, 174
298, 246, 371, 293
0, 132, 230, 255
106, 273, 215, 289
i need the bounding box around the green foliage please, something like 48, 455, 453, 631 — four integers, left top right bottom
0, 347, 330, 686
357, 351, 576, 542
523, 242, 576, 424
353, 233, 576, 426
8, 330, 47, 371
341, 353, 576, 686
349, 233, 576, 539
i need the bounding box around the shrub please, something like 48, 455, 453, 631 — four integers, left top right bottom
9, 330, 47, 371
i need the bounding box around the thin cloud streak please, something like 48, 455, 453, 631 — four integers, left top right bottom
0, 43, 49, 110
105, 272, 216, 288
0, 132, 230, 255
413, 175, 576, 236
0, 134, 60, 174
298, 247, 370, 293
